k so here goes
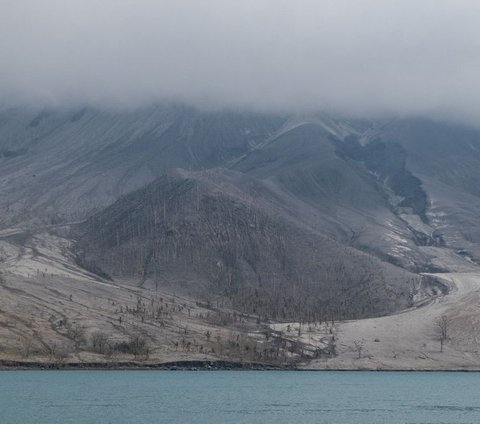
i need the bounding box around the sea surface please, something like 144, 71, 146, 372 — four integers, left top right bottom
1, 370, 479, 423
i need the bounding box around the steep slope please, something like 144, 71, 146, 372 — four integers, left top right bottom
75, 170, 440, 322
372, 119, 480, 263
0, 105, 284, 226
0, 106, 451, 273
232, 123, 441, 271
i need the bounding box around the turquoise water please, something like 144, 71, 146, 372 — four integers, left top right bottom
1, 371, 479, 423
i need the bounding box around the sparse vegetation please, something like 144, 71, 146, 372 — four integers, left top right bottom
353, 339, 366, 359
436, 315, 450, 353
76, 173, 429, 325
91, 331, 110, 354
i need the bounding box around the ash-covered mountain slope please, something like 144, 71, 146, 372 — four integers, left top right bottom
0, 105, 284, 226
1, 105, 480, 306
75, 169, 441, 321
231, 122, 443, 271
4, 105, 480, 367
0, 105, 427, 266
370, 119, 480, 262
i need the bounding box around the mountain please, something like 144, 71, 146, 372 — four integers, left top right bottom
1, 104, 480, 369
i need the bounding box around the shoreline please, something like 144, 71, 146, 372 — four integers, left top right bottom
0, 359, 283, 371
2, 359, 480, 371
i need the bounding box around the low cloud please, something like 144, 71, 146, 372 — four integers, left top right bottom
1, 1, 480, 123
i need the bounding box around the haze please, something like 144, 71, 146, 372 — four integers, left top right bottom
1, 0, 480, 123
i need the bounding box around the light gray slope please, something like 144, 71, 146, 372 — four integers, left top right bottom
232, 122, 443, 271
1, 106, 477, 275
373, 119, 480, 263
0, 105, 285, 227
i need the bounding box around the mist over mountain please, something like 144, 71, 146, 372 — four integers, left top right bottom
2, 1, 480, 126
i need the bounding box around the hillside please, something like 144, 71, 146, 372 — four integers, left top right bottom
1, 105, 480, 369
0, 105, 284, 226
75, 169, 438, 322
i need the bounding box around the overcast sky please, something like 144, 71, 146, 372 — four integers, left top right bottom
1, 0, 480, 123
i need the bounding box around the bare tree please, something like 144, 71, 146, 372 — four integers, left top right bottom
67, 323, 85, 351
20, 336, 34, 358
91, 331, 110, 354
436, 315, 449, 353
353, 339, 365, 359
129, 335, 149, 360
44, 342, 70, 363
